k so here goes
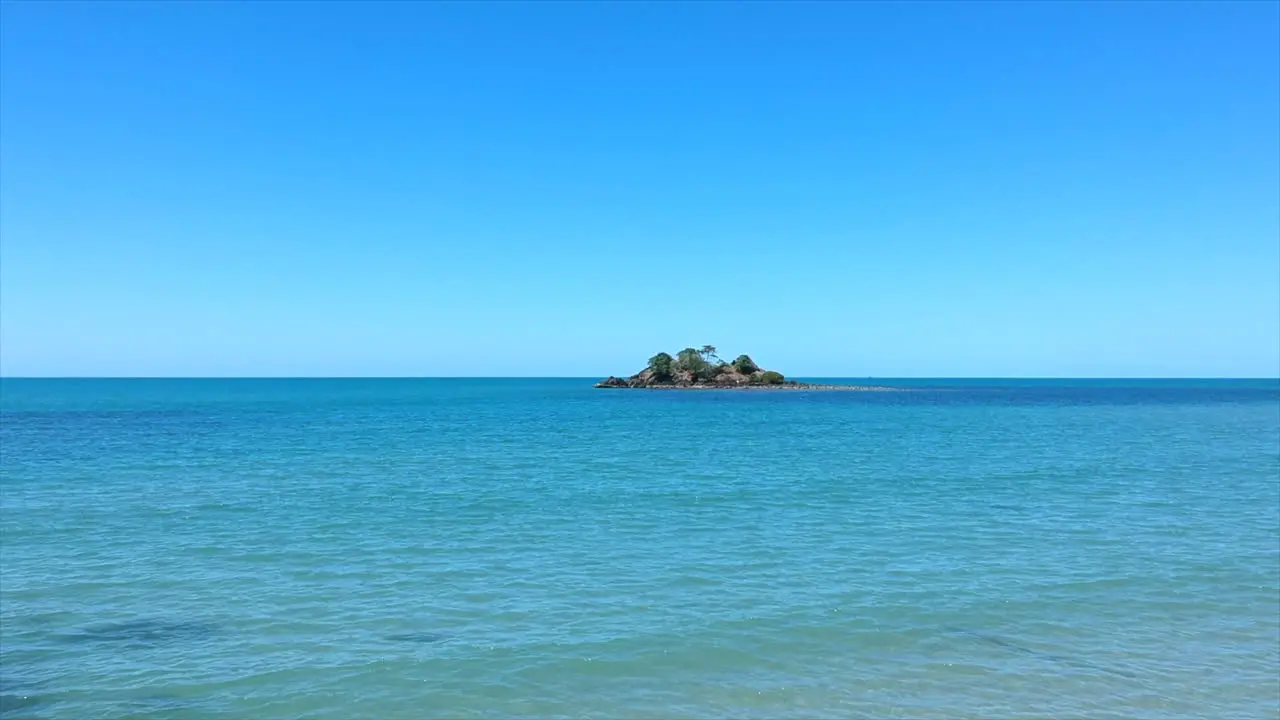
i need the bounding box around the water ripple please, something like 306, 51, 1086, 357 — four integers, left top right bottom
1, 379, 1277, 718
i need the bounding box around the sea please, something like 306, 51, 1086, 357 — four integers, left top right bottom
1, 378, 1277, 719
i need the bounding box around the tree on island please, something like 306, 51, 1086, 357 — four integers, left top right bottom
675, 347, 714, 380
731, 354, 759, 374
699, 345, 721, 365
647, 352, 674, 380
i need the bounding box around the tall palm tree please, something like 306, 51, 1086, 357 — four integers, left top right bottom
700, 345, 720, 364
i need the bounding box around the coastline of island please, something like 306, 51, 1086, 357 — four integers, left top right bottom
594, 346, 898, 391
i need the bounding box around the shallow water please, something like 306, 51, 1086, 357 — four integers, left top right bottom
2, 379, 1278, 719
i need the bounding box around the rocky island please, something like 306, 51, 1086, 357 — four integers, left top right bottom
595, 346, 887, 390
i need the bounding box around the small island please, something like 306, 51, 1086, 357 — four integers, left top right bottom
595, 346, 886, 390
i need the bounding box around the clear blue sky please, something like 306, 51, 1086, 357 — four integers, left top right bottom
1, 1, 1277, 377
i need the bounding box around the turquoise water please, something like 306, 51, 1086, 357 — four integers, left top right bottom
2, 379, 1278, 719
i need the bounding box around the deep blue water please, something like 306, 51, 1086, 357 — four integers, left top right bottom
2, 379, 1278, 719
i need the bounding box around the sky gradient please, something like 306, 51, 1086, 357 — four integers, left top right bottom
1, 1, 1277, 377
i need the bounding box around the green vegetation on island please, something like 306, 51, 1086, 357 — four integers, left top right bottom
595, 346, 810, 389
